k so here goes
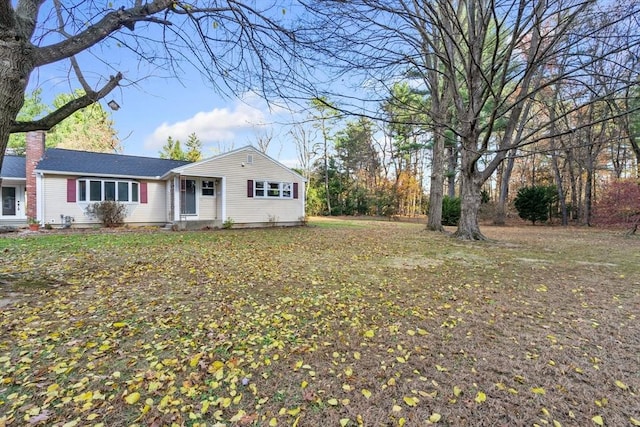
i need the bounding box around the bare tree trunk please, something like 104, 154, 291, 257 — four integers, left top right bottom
494, 147, 517, 225
427, 124, 445, 231
0, 42, 33, 166
454, 147, 485, 240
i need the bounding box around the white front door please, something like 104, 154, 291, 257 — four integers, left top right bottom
1, 185, 25, 219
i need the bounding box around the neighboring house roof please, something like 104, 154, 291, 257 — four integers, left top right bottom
0, 155, 26, 179
170, 145, 307, 181
36, 148, 191, 179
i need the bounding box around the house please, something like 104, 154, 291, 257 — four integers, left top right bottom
0, 132, 306, 229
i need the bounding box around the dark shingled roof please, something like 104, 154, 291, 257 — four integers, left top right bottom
0, 155, 26, 179
36, 148, 191, 178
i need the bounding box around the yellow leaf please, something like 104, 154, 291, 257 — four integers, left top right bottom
406, 329, 416, 336
453, 386, 462, 397
301, 381, 308, 389
398, 417, 406, 427
429, 413, 442, 423
417, 328, 428, 335
269, 417, 278, 426
614, 380, 628, 390
86, 414, 99, 421
553, 420, 562, 427
327, 398, 338, 406
353, 352, 361, 360
282, 313, 293, 320
435, 365, 447, 372
403, 396, 418, 407
229, 410, 246, 422
201, 400, 210, 414
630, 417, 640, 426
112, 322, 127, 328
294, 360, 303, 370
189, 353, 203, 368
531, 387, 546, 395
392, 405, 402, 413
364, 329, 375, 338
287, 407, 301, 416
340, 419, 350, 427
210, 360, 224, 373
125, 392, 140, 405
361, 389, 372, 399
592, 415, 604, 426
345, 367, 353, 377
474, 392, 486, 403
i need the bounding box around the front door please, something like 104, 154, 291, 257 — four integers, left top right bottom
180, 178, 197, 215
2, 187, 16, 216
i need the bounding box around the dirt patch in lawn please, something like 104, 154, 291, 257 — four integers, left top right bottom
0, 221, 638, 426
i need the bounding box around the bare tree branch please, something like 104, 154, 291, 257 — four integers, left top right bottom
10, 72, 122, 133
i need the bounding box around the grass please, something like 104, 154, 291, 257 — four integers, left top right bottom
0, 219, 639, 426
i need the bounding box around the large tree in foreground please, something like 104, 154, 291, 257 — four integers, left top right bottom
0, 0, 314, 172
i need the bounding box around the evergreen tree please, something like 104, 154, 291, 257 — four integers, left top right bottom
514, 186, 555, 225
184, 133, 203, 162
159, 136, 186, 160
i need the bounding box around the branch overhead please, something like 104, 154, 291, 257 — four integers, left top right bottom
10, 72, 123, 133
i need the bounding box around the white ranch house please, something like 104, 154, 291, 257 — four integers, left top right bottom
0, 132, 305, 229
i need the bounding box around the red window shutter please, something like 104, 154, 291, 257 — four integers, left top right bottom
140, 182, 148, 204
293, 182, 299, 199
247, 180, 254, 198
67, 179, 76, 202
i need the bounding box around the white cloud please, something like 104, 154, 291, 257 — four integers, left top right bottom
144, 101, 268, 150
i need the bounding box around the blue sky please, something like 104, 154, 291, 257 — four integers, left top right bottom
30, 59, 302, 166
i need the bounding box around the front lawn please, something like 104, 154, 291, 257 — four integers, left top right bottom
0, 221, 638, 426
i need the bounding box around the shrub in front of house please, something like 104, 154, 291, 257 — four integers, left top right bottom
85, 201, 127, 227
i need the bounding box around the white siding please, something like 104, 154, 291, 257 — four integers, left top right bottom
178, 148, 305, 224
41, 175, 168, 226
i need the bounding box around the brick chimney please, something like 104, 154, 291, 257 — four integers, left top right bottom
26, 131, 46, 220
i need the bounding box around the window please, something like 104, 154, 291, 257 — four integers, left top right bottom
282, 183, 292, 198
253, 180, 293, 199
202, 180, 215, 196
77, 179, 140, 203
132, 183, 139, 202
89, 181, 102, 201
117, 182, 129, 201
255, 181, 265, 197
104, 181, 116, 201
247, 154, 254, 164
79, 180, 86, 201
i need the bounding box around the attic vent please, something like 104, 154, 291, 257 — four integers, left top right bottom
247, 154, 254, 164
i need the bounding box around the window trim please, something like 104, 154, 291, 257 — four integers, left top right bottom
76, 178, 141, 204
252, 180, 294, 199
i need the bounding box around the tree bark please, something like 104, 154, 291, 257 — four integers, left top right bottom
426, 124, 445, 231
454, 147, 486, 240
0, 32, 35, 164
